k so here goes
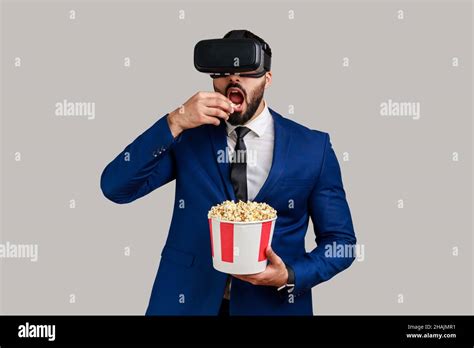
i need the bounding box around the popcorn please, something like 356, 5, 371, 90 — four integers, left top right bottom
208, 200, 277, 222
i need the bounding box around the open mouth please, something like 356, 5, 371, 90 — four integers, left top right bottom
227, 87, 245, 112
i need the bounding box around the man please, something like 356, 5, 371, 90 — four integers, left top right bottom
100, 30, 356, 316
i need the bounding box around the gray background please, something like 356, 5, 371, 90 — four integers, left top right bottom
1, 0, 472, 314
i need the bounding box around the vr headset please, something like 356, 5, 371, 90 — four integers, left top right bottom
194, 30, 271, 78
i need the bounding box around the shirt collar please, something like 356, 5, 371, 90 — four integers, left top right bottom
225, 100, 272, 138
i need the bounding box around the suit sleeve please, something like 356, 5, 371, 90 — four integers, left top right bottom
100, 114, 180, 204
287, 132, 357, 296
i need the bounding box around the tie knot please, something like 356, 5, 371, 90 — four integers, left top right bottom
235, 126, 251, 139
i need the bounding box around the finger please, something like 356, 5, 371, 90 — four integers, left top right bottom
232, 273, 260, 281
205, 98, 234, 114
235, 275, 260, 285
204, 106, 230, 120
266, 246, 283, 265
200, 115, 221, 126
238, 267, 270, 282
198, 91, 232, 104
232, 274, 253, 283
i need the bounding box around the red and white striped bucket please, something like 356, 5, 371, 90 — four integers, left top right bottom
208, 216, 277, 274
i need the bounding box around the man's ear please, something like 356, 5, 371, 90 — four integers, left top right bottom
264, 71, 272, 89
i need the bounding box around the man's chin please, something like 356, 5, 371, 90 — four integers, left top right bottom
228, 113, 244, 126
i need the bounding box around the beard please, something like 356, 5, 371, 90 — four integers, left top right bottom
216, 79, 266, 126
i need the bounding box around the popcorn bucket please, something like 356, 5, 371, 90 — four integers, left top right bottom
208, 216, 277, 274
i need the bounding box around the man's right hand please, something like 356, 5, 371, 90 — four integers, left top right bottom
167, 92, 234, 138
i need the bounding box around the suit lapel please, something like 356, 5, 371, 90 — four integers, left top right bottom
208, 121, 237, 201
253, 108, 291, 202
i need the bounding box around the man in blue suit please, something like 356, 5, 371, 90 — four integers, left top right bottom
100, 30, 356, 316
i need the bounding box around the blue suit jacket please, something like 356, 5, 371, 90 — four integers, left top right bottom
100, 108, 356, 315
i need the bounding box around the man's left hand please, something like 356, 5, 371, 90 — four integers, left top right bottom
232, 247, 288, 287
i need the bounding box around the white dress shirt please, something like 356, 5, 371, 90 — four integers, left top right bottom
225, 99, 274, 202
222, 100, 275, 301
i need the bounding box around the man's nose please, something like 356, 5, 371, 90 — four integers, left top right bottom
228, 74, 240, 82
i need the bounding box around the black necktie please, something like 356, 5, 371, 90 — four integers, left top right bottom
230, 126, 251, 202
